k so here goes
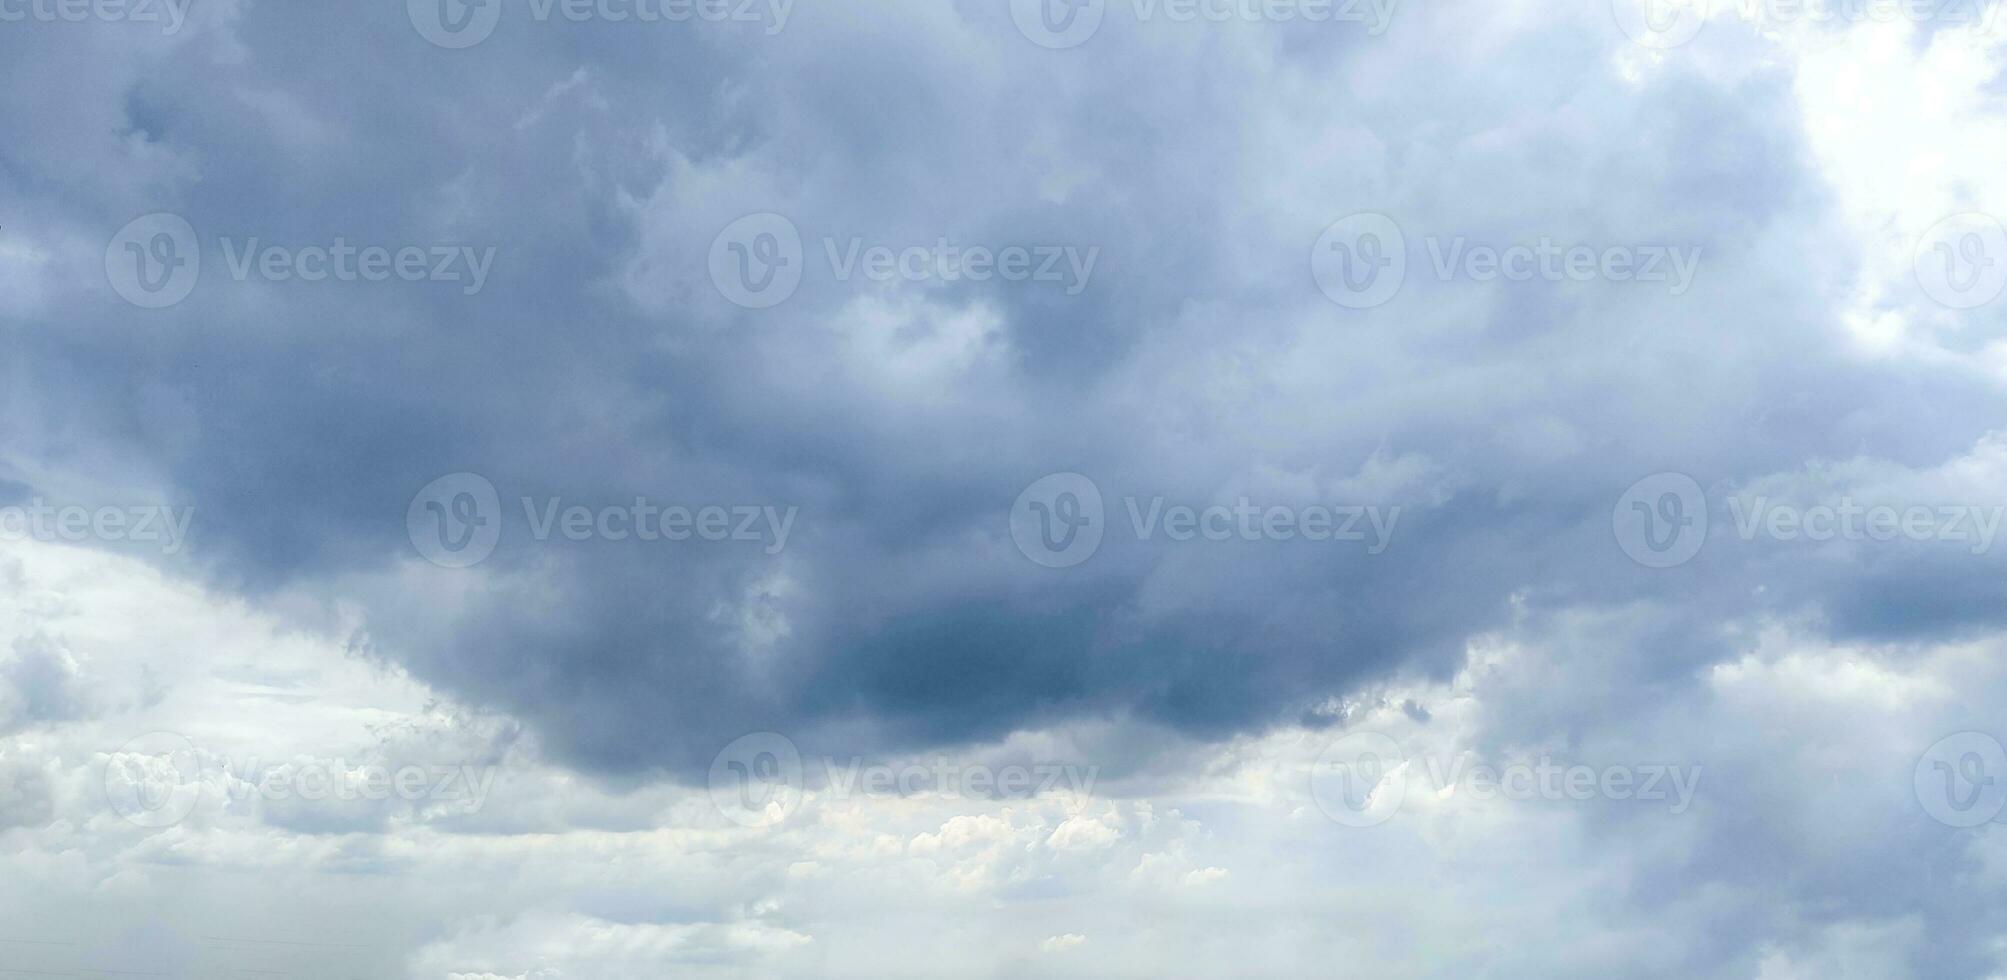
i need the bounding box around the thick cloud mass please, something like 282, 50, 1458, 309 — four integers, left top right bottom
9, 1, 2004, 776
6, 1, 2007, 975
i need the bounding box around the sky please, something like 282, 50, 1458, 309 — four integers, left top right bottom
3, 0, 2007, 976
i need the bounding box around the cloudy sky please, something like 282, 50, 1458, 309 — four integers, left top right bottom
3, 0, 2007, 975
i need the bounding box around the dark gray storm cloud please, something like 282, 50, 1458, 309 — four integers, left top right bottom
3, 0, 2004, 845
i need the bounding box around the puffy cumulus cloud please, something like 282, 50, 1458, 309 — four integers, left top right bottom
0, 632, 94, 734
0, 747, 58, 830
